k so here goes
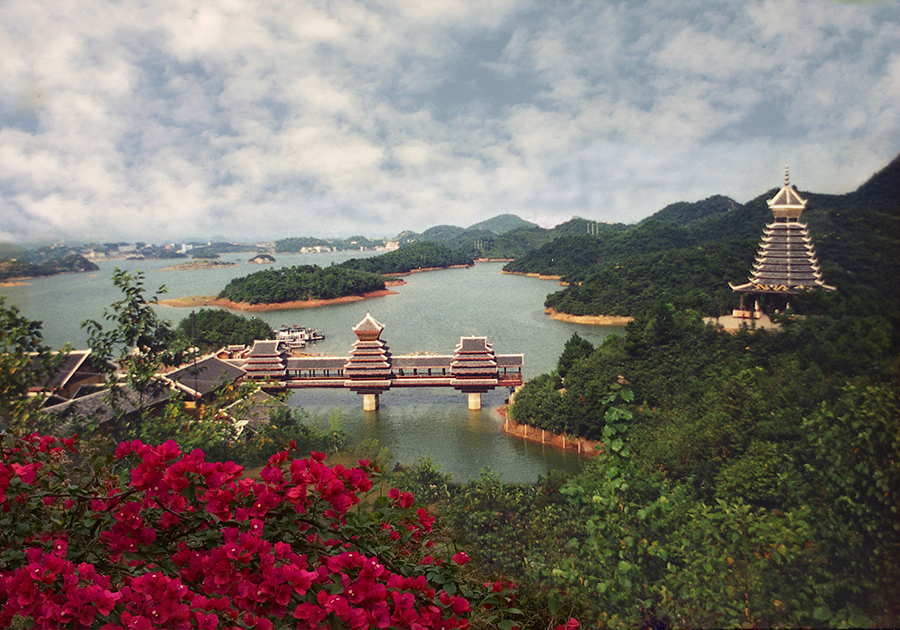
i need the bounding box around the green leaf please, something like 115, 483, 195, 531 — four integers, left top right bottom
812, 607, 833, 621
548, 595, 561, 617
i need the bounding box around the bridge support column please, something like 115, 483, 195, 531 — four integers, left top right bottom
363, 393, 379, 411
468, 393, 481, 411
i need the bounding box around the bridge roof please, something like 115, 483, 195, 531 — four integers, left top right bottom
394, 355, 453, 368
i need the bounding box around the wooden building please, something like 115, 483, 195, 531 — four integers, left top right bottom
729, 168, 835, 317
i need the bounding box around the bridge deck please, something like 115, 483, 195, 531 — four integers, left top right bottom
284, 375, 522, 389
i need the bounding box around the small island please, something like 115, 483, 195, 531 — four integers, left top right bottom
249, 254, 276, 264
160, 260, 236, 272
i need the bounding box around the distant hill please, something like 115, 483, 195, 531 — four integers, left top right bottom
394, 214, 546, 259
0, 242, 26, 261
0, 254, 100, 282
419, 225, 467, 241
640, 195, 738, 227
533, 151, 900, 317
468, 214, 539, 234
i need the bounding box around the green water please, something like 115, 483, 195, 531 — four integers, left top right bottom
2, 254, 624, 482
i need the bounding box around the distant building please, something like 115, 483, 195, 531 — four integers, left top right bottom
729, 168, 835, 318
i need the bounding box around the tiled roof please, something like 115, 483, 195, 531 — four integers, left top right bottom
165, 356, 246, 397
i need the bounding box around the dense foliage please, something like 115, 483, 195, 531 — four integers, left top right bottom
544, 243, 755, 317
338, 243, 473, 275
176, 310, 274, 353
0, 297, 66, 433
494, 292, 900, 626
218, 266, 386, 305
501, 196, 739, 283
0, 433, 532, 630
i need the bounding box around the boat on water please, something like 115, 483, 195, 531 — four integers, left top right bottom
276, 325, 325, 350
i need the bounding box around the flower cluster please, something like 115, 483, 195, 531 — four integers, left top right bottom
0, 433, 535, 629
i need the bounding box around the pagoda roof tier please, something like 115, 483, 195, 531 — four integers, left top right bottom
352, 313, 385, 341
766, 166, 808, 221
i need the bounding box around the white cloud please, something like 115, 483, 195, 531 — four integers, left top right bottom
0, 0, 898, 244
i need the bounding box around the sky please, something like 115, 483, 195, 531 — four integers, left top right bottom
1, 0, 899, 245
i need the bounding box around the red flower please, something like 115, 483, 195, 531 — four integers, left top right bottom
452, 552, 469, 566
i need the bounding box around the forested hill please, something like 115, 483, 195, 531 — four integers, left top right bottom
0, 254, 99, 282
519, 152, 900, 317
503, 195, 743, 280
338, 242, 473, 275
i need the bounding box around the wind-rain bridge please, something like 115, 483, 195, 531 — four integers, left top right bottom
225, 314, 523, 411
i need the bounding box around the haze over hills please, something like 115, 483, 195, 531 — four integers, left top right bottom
3, 152, 898, 286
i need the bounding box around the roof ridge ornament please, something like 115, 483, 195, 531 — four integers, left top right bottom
784, 164, 790, 187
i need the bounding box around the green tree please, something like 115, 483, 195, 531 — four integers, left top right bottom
0, 297, 65, 433
556, 333, 593, 380
81, 268, 185, 432
175, 309, 274, 352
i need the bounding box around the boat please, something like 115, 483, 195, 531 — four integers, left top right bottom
276, 325, 325, 349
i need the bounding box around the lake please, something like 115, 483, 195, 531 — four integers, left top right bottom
1, 252, 624, 482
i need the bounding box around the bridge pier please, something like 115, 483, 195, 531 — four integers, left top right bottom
468, 393, 482, 411
363, 393, 380, 412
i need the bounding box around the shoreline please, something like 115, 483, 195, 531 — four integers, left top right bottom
159, 260, 237, 272
383, 264, 473, 277
545, 307, 632, 326
496, 406, 601, 456
160, 286, 402, 311
502, 270, 564, 281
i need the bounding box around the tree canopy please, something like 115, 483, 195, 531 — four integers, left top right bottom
218, 265, 386, 305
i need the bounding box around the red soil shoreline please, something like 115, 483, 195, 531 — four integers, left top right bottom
160, 285, 403, 312
496, 406, 601, 456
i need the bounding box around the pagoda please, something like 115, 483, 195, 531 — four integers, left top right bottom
343, 313, 392, 411
450, 337, 500, 410
729, 168, 834, 318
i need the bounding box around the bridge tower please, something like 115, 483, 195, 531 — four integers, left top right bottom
450, 337, 499, 410
343, 313, 392, 411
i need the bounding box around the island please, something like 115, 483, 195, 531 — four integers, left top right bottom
161, 264, 399, 311
160, 260, 236, 271
249, 254, 275, 264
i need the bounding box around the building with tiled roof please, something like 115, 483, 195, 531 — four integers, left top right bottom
729, 168, 835, 317
163, 356, 246, 400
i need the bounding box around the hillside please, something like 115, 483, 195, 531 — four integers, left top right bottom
468, 214, 538, 234
338, 242, 473, 275
507, 153, 900, 317
0, 254, 99, 282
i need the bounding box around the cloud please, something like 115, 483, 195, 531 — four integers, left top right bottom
0, 0, 898, 243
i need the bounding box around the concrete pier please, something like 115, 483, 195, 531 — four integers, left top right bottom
468, 392, 482, 410
363, 393, 379, 411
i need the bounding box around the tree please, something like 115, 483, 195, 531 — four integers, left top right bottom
81, 268, 185, 431
0, 297, 65, 434
556, 333, 593, 380
175, 309, 274, 352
